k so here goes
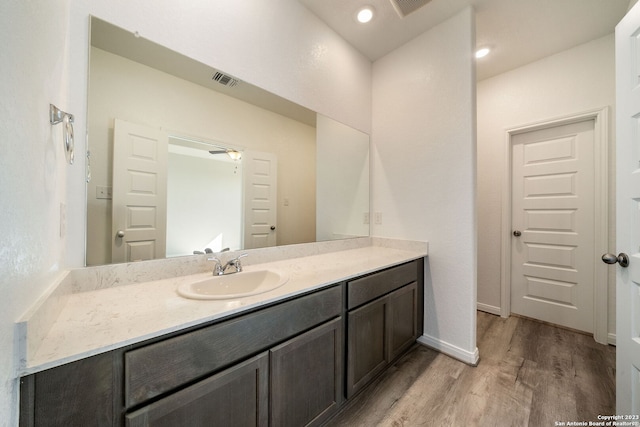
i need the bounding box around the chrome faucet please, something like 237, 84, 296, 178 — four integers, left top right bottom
207, 256, 224, 276
222, 253, 248, 274
208, 253, 248, 276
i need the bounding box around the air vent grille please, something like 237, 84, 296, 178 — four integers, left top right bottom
389, 0, 433, 17
212, 71, 240, 88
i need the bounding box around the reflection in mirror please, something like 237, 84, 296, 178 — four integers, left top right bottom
86, 17, 369, 267
166, 135, 242, 257
317, 115, 370, 241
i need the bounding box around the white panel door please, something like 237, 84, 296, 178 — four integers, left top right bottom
511, 119, 595, 333
112, 119, 168, 263
243, 151, 277, 249
615, 4, 640, 414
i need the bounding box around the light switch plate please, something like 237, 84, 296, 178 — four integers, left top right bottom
96, 186, 113, 199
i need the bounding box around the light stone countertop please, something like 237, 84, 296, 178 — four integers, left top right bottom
19, 241, 427, 375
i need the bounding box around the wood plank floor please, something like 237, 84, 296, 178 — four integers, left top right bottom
326, 311, 616, 427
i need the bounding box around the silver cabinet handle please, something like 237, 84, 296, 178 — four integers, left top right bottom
116, 230, 125, 238
601, 253, 629, 268
513, 230, 522, 237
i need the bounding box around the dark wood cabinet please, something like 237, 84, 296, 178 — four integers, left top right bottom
388, 282, 418, 361
19, 259, 424, 426
346, 262, 421, 398
270, 317, 343, 427
126, 352, 269, 427
124, 286, 341, 408
347, 297, 388, 397
19, 351, 117, 427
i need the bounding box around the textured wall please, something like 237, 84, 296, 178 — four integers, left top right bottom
0, 1, 73, 425
371, 8, 478, 362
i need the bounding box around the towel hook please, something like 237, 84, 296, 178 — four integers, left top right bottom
49, 104, 74, 165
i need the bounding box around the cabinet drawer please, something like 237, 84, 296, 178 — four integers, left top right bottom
347, 261, 417, 309
125, 285, 341, 408
126, 352, 269, 427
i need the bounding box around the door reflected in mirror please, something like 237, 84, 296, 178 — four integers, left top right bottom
86, 17, 369, 266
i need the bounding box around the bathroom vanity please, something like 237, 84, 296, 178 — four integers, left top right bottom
17, 240, 426, 426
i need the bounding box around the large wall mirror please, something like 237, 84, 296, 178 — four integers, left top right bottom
86, 17, 370, 266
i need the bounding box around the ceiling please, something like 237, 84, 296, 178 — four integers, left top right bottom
299, 0, 631, 80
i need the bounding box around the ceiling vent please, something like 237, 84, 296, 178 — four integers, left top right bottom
389, 0, 433, 18
212, 71, 240, 88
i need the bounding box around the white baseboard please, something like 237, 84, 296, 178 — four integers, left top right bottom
608, 332, 616, 346
476, 303, 501, 316
417, 334, 480, 366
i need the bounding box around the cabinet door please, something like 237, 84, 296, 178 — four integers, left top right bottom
387, 282, 418, 361
346, 298, 387, 398
126, 352, 268, 427
270, 317, 343, 427
346, 282, 419, 398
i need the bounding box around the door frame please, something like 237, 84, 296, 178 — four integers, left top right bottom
499, 107, 610, 344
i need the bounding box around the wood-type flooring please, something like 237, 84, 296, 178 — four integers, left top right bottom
326, 311, 616, 427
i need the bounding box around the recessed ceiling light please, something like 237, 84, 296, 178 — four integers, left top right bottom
475, 47, 491, 59
356, 6, 375, 23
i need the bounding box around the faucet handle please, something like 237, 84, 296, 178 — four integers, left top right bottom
232, 253, 248, 272
207, 257, 224, 275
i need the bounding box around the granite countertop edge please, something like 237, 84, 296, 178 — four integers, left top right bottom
19, 240, 428, 375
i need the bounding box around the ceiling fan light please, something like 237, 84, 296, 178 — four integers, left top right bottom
227, 150, 242, 161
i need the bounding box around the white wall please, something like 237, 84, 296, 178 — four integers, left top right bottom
0, 1, 74, 425
476, 34, 616, 336
371, 8, 478, 363
1, 1, 372, 425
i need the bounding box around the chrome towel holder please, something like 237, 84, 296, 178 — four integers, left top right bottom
49, 104, 74, 165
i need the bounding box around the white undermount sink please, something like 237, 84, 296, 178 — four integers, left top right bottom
177, 269, 289, 300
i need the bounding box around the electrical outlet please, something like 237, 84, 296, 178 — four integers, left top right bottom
374, 212, 382, 225
363, 213, 370, 224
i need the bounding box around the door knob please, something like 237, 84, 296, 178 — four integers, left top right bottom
270, 226, 276, 231
601, 253, 629, 268
116, 230, 125, 238
513, 230, 522, 237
